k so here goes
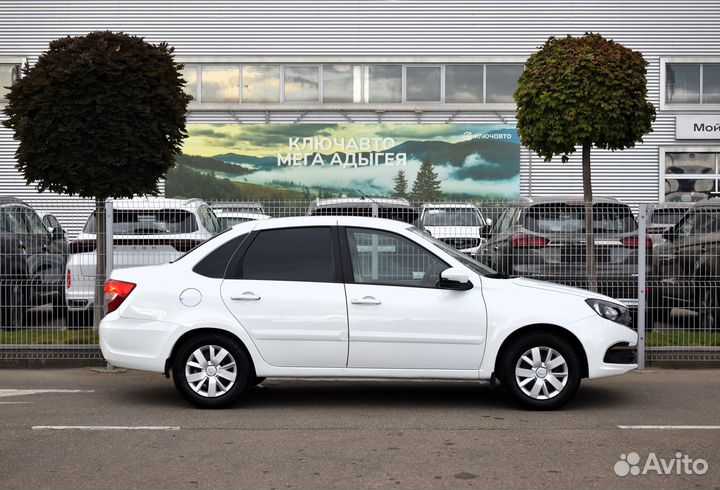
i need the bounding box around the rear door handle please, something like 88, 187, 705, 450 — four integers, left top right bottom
351, 296, 381, 305
230, 292, 261, 301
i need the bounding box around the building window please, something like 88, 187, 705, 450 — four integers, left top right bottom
323, 65, 362, 103
181, 60, 523, 106
486, 64, 523, 103
405, 66, 441, 102
666, 62, 720, 106
445, 65, 483, 103
243, 65, 280, 103
201, 65, 239, 103
367, 65, 402, 103
0, 64, 20, 101
180, 64, 198, 101
284, 66, 319, 102
665, 152, 720, 201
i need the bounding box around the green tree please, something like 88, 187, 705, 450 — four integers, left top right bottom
392, 169, 409, 198
514, 33, 655, 290
411, 160, 442, 202
2, 31, 190, 325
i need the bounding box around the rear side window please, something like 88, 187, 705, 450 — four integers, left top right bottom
523, 203, 637, 234
234, 227, 336, 282
84, 209, 198, 235
193, 233, 248, 278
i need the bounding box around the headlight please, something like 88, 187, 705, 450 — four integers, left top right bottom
585, 298, 632, 326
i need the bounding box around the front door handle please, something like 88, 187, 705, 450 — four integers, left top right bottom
230, 292, 261, 301
351, 296, 381, 305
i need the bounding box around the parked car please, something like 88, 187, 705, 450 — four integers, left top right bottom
65, 198, 221, 326
420, 203, 491, 257
650, 198, 720, 327
211, 201, 266, 215
100, 215, 637, 410
307, 197, 420, 225
477, 197, 648, 309
646, 203, 691, 246
214, 210, 271, 230
0, 197, 68, 328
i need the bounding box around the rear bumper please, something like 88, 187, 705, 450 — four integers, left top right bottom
99, 314, 178, 372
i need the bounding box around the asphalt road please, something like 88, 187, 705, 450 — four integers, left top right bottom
0, 368, 719, 489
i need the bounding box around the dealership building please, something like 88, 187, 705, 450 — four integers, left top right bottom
1, 0, 720, 213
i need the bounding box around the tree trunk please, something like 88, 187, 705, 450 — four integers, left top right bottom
582, 140, 597, 292
93, 198, 107, 330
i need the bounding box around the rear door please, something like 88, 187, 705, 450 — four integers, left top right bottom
220, 226, 349, 368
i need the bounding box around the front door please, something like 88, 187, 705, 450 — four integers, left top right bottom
221, 226, 348, 368
343, 227, 487, 370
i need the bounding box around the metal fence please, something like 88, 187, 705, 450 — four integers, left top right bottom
1, 196, 718, 364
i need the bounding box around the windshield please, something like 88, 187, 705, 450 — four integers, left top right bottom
651, 208, 688, 226
84, 209, 198, 235
410, 227, 495, 276
523, 203, 637, 234
422, 209, 483, 227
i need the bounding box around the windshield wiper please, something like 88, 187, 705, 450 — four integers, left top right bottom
486, 271, 510, 279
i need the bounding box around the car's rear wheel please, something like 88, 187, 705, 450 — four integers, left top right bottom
498, 333, 581, 410
172, 333, 253, 409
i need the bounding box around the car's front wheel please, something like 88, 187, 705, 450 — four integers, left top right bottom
172, 333, 253, 409
498, 333, 581, 410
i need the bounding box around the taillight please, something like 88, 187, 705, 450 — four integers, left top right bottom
69, 239, 96, 254
105, 280, 136, 313
66, 269, 71, 289
622, 236, 653, 249
512, 234, 549, 247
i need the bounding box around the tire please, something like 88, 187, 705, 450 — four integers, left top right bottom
66, 310, 93, 329
498, 332, 582, 411
172, 333, 253, 409
0, 282, 25, 330
697, 286, 719, 331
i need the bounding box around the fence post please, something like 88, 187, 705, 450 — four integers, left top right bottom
105, 200, 113, 278
636, 203, 647, 370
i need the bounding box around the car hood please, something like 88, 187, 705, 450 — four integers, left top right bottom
424, 226, 482, 238
509, 276, 620, 304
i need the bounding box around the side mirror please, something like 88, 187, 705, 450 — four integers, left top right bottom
662, 225, 677, 242
439, 267, 473, 291
486, 218, 493, 227
43, 214, 65, 239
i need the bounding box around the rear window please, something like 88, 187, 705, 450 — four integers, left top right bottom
310, 205, 419, 224
422, 209, 483, 227
84, 210, 198, 235
651, 208, 688, 225
523, 203, 637, 234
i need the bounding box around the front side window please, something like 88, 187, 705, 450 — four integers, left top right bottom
678, 209, 720, 235
20, 208, 48, 234
346, 227, 447, 287
240, 227, 335, 282
197, 205, 222, 234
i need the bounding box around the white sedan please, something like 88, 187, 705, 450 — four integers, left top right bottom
99, 216, 638, 410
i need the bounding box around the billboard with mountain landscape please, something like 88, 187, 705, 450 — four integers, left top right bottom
166, 123, 520, 201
